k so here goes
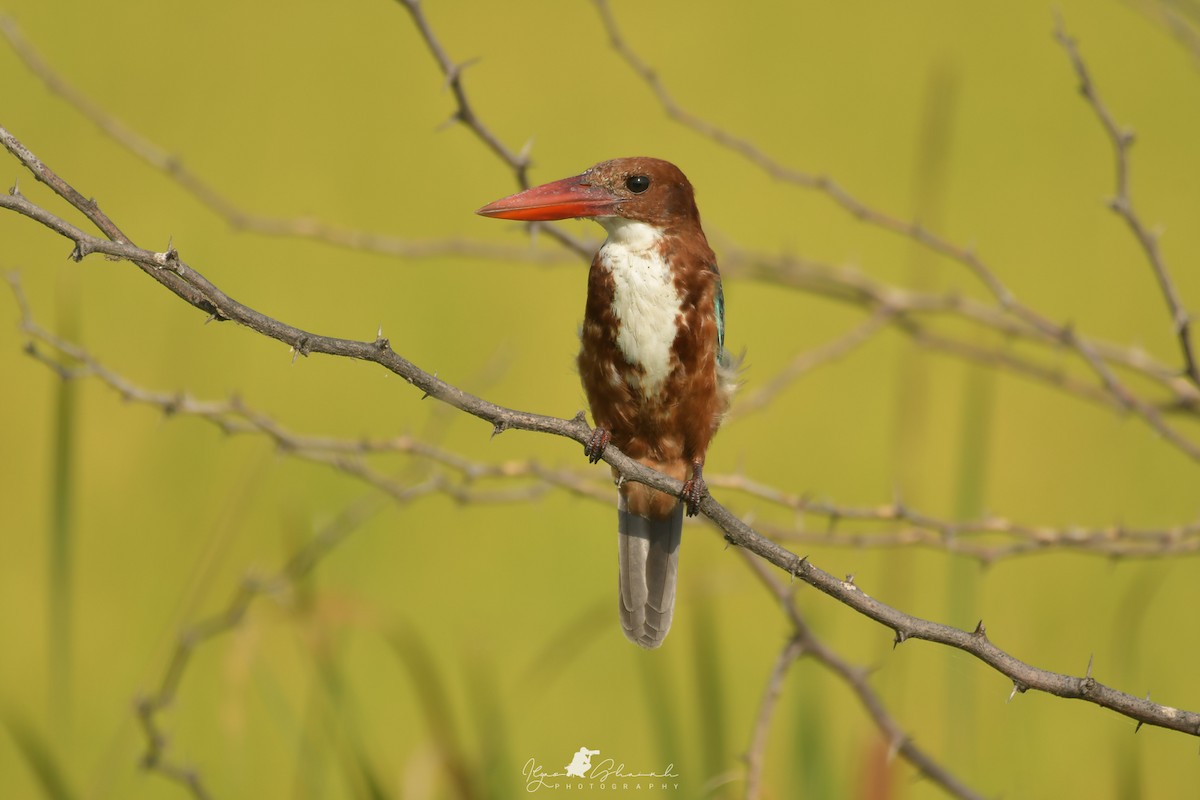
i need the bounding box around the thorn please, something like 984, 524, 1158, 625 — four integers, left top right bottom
442, 56, 481, 91
572, 409, 588, 425
154, 239, 179, 270
8, 177, 19, 196
420, 371, 438, 398
1134, 720, 1143, 733
1086, 653, 1094, 679
491, 421, 507, 438
973, 619, 987, 638
517, 136, 535, 169
892, 629, 908, 648
374, 327, 390, 351
436, 110, 462, 132
844, 573, 856, 586
1007, 681, 1026, 704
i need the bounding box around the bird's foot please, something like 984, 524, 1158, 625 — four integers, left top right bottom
681, 462, 707, 517
584, 427, 611, 464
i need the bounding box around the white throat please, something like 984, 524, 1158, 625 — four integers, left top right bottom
596, 218, 680, 397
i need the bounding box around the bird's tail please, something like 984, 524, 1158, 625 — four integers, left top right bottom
617, 493, 683, 648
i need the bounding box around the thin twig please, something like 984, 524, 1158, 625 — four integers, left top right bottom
135, 491, 402, 799
2, 145, 1198, 739
392, 0, 593, 260
0, 15, 570, 265
594, 1, 1200, 460
739, 553, 986, 800
730, 308, 895, 421
743, 636, 805, 800
13, 286, 1200, 562
1053, 13, 1199, 385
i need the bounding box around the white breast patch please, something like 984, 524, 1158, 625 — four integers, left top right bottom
597, 218, 681, 398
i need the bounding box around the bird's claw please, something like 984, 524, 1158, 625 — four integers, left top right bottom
681, 463, 707, 517
584, 427, 611, 464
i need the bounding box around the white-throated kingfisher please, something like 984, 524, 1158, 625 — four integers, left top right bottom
476, 157, 735, 648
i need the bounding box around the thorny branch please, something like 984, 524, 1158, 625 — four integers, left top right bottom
392, 0, 593, 261
9, 275, 978, 798
0, 16, 564, 265
135, 493, 403, 800
2, 127, 1199, 747
12, 285, 1200, 562
739, 553, 986, 800
1052, 13, 1199, 385
2, 6, 1199, 800
5, 17, 1200, 431
594, 0, 1200, 461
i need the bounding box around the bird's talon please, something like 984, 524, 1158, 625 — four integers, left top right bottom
682, 464, 707, 517
584, 427, 611, 464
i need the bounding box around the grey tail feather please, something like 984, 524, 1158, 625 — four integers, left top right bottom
617, 495, 683, 649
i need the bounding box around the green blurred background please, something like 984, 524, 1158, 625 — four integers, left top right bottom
2, 0, 1199, 797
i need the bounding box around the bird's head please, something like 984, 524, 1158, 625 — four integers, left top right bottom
476, 157, 701, 233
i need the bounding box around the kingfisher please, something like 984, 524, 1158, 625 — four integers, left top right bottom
477, 157, 735, 648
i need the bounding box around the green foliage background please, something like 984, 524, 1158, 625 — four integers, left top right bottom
1, 1, 1198, 798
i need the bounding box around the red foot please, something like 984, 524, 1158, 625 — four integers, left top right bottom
584, 427, 611, 464
681, 462, 707, 517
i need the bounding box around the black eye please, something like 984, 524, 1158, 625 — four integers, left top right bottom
625, 175, 650, 194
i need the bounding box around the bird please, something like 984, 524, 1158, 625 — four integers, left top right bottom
476, 157, 735, 648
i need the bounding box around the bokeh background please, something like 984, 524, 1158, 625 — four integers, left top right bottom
2, 1, 1199, 798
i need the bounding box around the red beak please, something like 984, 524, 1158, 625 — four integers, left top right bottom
476, 173, 623, 221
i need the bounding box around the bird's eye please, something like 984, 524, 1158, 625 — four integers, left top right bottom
625, 175, 651, 194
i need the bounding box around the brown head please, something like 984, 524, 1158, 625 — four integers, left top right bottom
476, 157, 703, 234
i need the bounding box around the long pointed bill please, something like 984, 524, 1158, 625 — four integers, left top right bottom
476, 174, 623, 221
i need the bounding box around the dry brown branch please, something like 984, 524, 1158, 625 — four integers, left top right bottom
8, 14, 1199, 436
392, 0, 594, 261
590, 0, 1012, 304
11, 276, 987, 798
0, 16, 570, 265
594, 1, 1200, 461
1053, 13, 1199, 385
135, 492, 399, 800
729, 307, 895, 421
710, 474, 1200, 562
3, 135, 1198, 743
739, 554, 986, 800
13, 281, 1200, 563
743, 636, 805, 800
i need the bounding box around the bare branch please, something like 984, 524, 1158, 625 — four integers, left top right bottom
730, 308, 895, 422
740, 554, 987, 800
392, 0, 593, 260
0, 16, 571, 265
13, 283, 1199, 562
1053, 13, 1199, 385
743, 636, 805, 800
135, 492, 404, 799
2, 147, 1197, 740
590, 0, 1014, 306
592, 1, 1200, 461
